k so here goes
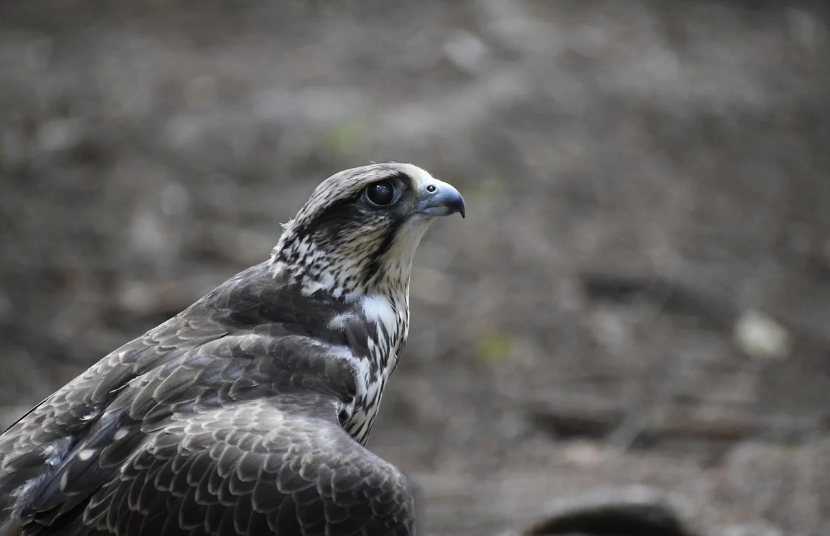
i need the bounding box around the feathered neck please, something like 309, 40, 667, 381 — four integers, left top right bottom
268, 217, 430, 304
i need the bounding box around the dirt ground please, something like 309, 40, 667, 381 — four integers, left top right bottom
2, 1, 830, 534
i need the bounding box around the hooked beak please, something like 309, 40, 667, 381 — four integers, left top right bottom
415, 181, 466, 219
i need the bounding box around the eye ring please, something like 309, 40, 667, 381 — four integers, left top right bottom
364, 181, 396, 206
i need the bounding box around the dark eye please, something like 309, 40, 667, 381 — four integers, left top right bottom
364, 181, 396, 206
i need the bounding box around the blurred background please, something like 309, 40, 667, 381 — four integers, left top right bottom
2, 1, 830, 534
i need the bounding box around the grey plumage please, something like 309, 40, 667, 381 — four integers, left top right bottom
0, 163, 465, 536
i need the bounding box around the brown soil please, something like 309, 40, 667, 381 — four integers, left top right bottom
2, 1, 830, 534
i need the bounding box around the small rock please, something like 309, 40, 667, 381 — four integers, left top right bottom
37, 118, 88, 154
443, 30, 489, 75
733, 309, 790, 360
562, 440, 608, 468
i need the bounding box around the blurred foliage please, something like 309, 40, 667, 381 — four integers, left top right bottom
475, 330, 513, 363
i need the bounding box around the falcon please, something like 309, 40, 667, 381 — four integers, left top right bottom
0, 163, 465, 536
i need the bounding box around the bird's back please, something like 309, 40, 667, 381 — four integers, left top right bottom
0, 161, 466, 536
0, 262, 401, 536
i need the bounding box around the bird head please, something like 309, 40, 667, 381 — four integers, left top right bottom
272, 163, 465, 300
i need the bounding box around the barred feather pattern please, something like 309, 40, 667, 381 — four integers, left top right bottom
0, 162, 466, 536
0, 263, 414, 536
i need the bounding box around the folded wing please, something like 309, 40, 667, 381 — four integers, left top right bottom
24, 394, 415, 536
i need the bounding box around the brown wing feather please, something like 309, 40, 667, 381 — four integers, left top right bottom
37, 397, 414, 536
0, 262, 411, 536
0, 311, 229, 528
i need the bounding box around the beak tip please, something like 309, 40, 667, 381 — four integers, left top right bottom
449, 196, 466, 219
449, 192, 466, 219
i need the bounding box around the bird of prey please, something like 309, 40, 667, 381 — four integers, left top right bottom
0, 163, 465, 536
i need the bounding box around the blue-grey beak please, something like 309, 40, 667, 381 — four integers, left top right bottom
416, 183, 466, 218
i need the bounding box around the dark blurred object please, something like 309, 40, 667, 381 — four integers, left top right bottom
525, 487, 694, 536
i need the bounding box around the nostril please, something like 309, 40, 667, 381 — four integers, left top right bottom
426, 185, 436, 193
